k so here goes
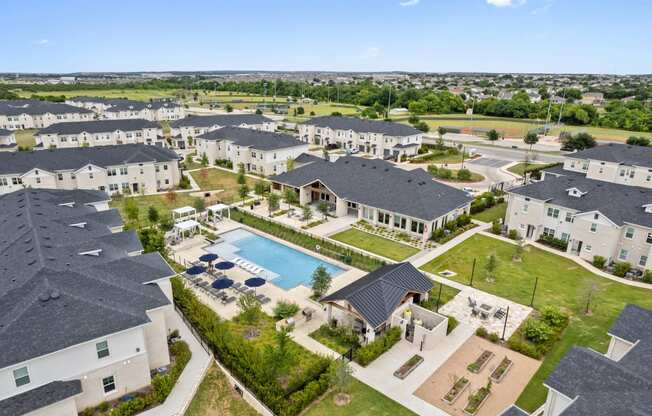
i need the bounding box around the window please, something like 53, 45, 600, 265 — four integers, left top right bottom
619, 169, 626, 177
625, 227, 635, 239
585, 245, 592, 252
619, 249, 628, 261
561, 232, 570, 242
590, 223, 597, 233
0, 178, 7, 186
640, 256, 648, 267
394, 215, 407, 230
108, 168, 117, 176
155, 165, 160, 172
593, 213, 599, 220
547, 207, 559, 218
102, 376, 116, 394
35, 177, 41, 184
543, 227, 555, 238
565, 212, 573, 222
120, 167, 128, 175
378, 211, 390, 225
57, 173, 64, 180
647, 233, 652, 244
13, 367, 30, 387
96, 340, 110, 359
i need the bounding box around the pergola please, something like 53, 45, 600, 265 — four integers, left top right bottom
172, 206, 197, 223
172, 219, 201, 240
207, 203, 230, 224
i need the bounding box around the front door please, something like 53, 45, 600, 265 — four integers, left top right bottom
526, 225, 535, 239
132, 183, 139, 193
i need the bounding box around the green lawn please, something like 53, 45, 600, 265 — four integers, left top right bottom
507, 162, 557, 176
308, 326, 358, 355
410, 150, 467, 165
304, 379, 417, 416
330, 228, 419, 261
471, 201, 507, 223
110, 193, 200, 226
16, 88, 179, 101
190, 167, 260, 203
185, 364, 258, 416
419, 234, 652, 411
419, 282, 461, 311
432, 169, 485, 183
15, 129, 36, 149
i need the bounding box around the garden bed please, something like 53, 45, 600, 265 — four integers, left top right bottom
464, 386, 491, 416
442, 377, 469, 405
490, 356, 513, 383
393, 355, 424, 379
467, 350, 494, 374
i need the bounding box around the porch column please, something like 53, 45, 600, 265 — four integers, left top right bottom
335, 198, 347, 217
327, 304, 333, 323
298, 186, 310, 205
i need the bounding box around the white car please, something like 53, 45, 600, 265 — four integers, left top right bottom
462, 187, 476, 195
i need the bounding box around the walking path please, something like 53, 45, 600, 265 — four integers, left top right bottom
139, 311, 212, 416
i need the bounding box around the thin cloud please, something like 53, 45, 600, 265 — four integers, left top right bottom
531, 0, 554, 15
362, 47, 381, 59
486, 0, 526, 7
33, 39, 49, 46
399, 0, 420, 6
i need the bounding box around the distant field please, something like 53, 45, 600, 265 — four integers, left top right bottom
15, 88, 179, 101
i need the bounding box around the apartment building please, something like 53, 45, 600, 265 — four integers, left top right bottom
0, 144, 181, 195
35, 119, 164, 149
66, 97, 185, 121
0, 129, 16, 151
0, 188, 177, 416
270, 156, 472, 241
0, 100, 94, 130
196, 126, 308, 176
170, 114, 276, 149
299, 116, 423, 159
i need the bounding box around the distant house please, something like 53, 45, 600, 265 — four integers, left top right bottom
299, 116, 423, 159
0, 129, 16, 151
66, 97, 185, 121
195, 126, 308, 176
35, 119, 164, 149
0, 100, 94, 130
498, 91, 514, 100
170, 114, 276, 149
269, 156, 472, 241
321, 262, 448, 346
580, 92, 604, 106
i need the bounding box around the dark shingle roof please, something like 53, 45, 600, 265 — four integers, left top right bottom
197, 126, 305, 151
270, 156, 472, 221
0, 144, 179, 175
305, 116, 421, 136
37, 119, 160, 135
321, 263, 432, 328
0, 129, 13, 137
294, 153, 323, 166
103, 99, 180, 112
171, 114, 273, 128
544, 305, 652, 416
498, 406, 529, 416
0, 100, 93, 116
569, 143, 652, 166
510, 174, 652, 228
0, 189, 174, 369
0, 380, 82, 416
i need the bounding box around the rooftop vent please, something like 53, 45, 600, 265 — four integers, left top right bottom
69, 222, 87, 229
78, 249, 102, 257
58, 202, 75, 208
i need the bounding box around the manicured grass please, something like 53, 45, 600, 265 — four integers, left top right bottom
109, 193, 200, 226
15, 88, 179, 101
507, 162, 557, 176
420, 282, 461, 311
185, 364, 258, 416
419, 234, 652, 411
549, 125, 652, 143
410, 150, 467, 165
309, 326, 357, 355
471, 201, 507, 223
15, 129, 36, 149
189, 167, 260, 203
304, 378, 417, 416
433, 169, 485, 183
330, 228, 419, 261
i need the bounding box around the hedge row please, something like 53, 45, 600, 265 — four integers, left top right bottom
353, 327, 402, 366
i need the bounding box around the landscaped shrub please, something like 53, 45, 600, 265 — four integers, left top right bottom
273, 301, 301, 320
215, 159, 234, 169
523, 319, 553, 344
540, 306, 569, 330
353, 327, 402, 367
507, 229, 520, 240
456, 214, 471, 227
643, 270, 652, 284
491, 220, 502, 235
476, 327, 500, 343
592, 255, 607, 269
475, 327, 488, 338
446, 316, 459, 335
537, 235, 568, 251
507, 338, 542, 359
613, 261, 631, 277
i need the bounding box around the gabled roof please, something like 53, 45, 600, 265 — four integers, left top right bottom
498, 406, 529, 416
544, 304, 652, 416
304, 116, 422, 136
0, 144, 179, 175
171, 114, 273, 128
197, 126, 305, 151
321, 263, 432, 328
103, 99, 180, 112
0, 100, 93, 116
37, 119, 160, 135
510, 174, 652, 228
0, 189, 175, 369
0, 380, 81, 416
271, 156, 472, 221
0, 129, 13, 137
568, 143, 652, 167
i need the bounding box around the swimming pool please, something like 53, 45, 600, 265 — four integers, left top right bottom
207, 228, 345, 290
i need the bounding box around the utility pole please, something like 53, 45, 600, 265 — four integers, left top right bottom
557, 89, 566, 126
386, 85, 392, 119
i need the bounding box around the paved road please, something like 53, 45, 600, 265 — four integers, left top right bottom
468, 157, 512, 168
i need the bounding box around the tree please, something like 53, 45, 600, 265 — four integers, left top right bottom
193, 197, 205, 212
236, 163, 246, 185
318, 202, 329, 220
296, 106, 305, 115
330, 359, 353, 405
283, 188, 298, 208
626, 136, 650, 146
415, 121, 429, 132
138, 228, 166, 255
225, 104, 234, 112
286, 157, 296, 171
147, 206, 160, 224
238, 184, 250, 203
254, 181, 267, 196
302, 205, 313, 222
438, 126, 447, 139
264, 327, 294, 378
184, 153, 194, 167
123, 198, 140, 224
323, 148, 330, 161
457, 168, 472, 181
487, 129, 500, 142
485, 253, 498, 282
267, 193, 280, 214
524, 131, 539, 152
200, 152, 209, 167
560, 132, 596, 151
255, 108, 263, 115
513, 238, 525, 262
237, 292, 261, 325
311, 265, 332, 298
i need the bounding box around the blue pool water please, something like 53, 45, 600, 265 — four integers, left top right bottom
211, 229, 344, 290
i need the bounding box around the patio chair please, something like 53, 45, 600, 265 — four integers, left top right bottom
222, 296, 237, 305
260, 296, 271, 305
494, 308, 506, 319
232, 282, 242, 290
468, 297, 477, 308
471, 306, 480, 317
480, 310, 490, 320
255, 294, 265, 302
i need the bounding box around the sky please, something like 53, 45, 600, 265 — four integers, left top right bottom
2, 0, 651, 74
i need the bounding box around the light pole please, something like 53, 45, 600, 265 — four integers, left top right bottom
530, 275, 539, 307
469, 258, 476, 287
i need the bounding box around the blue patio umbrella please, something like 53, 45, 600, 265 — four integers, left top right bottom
215, 261, 235, 270
185, 265, 206, 275
212, 278, 234, 290
245, 277, 266, 294
199, 253, 219, 263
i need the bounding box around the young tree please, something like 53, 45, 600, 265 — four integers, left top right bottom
123, 198, 140, 225
200, 152, 209, 167
523, 131, 539, 175
487, 129, 500, 143
193, 197, 205, 212
237, 292, 262, 325
318, 202, 329, 220
485, 253, 498, 282
237, 163, 246, 185
330, 359, 353, 405
137, 228, 166, 255
296, 106, 305, 115
457, 168, 472, 181
147, 206, 160, 225
302, 205, 313, 222
184, 153, 194, 167
286, 157, 296, 172
267, 193, 280, 214
283, 188, 298, 208
311, 265, 332, 298
264, 327, 294, 378
225, 104, 234, 113
238, 184, 250, 203
254, 181, 267, 196
438, 126, 447, 139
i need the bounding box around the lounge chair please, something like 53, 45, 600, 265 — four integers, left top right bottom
232, 282, 242, 290
255, 294, 265, 302
222, 296, 236, 305
494, 308, 506, 319
468, 297, 477, 307
260, 296, 271, 305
